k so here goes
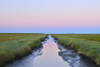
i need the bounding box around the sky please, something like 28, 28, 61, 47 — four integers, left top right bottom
0, 0, 100, 34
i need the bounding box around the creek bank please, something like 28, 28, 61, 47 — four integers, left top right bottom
52, 35, 100, 67
1, 35, 47, 67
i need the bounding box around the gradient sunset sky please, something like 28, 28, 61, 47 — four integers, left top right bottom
0, 0, 100, 33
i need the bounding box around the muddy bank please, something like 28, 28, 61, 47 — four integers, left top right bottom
56, 41, 99, 67
53, 35, 100, 67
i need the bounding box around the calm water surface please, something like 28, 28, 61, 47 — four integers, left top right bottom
5, 35, 99, 67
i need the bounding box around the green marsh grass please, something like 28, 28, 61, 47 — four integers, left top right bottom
52, 34, 100, 65
0, 33, 46, 67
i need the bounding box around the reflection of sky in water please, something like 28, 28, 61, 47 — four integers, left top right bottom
5, 35, 99, 67
5, 35, 71, 67
33, 35, 71, 67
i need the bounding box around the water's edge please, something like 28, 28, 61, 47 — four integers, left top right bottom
4, 36, 48, 67
53, 36, 99, 67
5, 35, 99, 67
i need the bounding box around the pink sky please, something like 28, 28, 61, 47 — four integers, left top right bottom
0, 0, 100, 33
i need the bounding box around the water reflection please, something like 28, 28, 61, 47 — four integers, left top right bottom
33, 35, 71, 67
5, 35, 99, 67
5, 35, 71, 67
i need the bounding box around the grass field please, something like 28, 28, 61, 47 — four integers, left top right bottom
0, 33, 47, 67
57, 34, 100, 42
52, 34, 100, 65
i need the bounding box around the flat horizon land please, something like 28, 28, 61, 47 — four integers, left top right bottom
0, 33, 100, 67
0, 0, 100, 67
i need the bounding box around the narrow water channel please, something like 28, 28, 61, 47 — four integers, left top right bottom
5, 35, 99, 67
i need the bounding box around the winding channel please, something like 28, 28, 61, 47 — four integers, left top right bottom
5, 35, 99, 67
